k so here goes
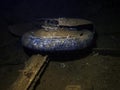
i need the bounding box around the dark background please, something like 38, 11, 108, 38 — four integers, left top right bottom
0, 0, 119, 24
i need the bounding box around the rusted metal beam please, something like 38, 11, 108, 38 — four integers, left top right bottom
9, 54, 48, 90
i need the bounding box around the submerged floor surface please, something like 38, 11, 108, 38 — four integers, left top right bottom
36, 55, 120, 90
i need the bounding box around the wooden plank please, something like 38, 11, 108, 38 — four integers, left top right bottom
9, 54, 48, 90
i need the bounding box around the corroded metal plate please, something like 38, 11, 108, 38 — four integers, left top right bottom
39, 18, 93, 27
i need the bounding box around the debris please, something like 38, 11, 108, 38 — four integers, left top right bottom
60, 63, 66, 68
92, 52, 99, 56
65, 85, 81, 90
